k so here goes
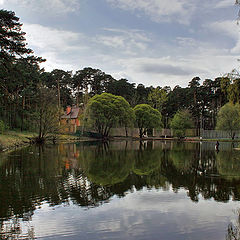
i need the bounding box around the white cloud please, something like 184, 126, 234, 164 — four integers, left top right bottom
22, 23, 154, 72
106, 0, 196, 24
23, 24, 238, 88
135, 58, 204, 76
6, 0, 81, 14
176, 37, 199, 48
95, 28, 151, 55
113, 57, 203, 87
0, 0, 4, 5
18, 188, 240, 239
89, 189, 239, 239
214, 0, 233, 8
21, 20, 239, 89
23, 24, 83, 51
208, 20, 240, 54
104, 28, 151, 42
22, 23, 89, 71
112, 43, 239, 88
209, 20, 239, 39
231, 41, 240, 53
98, 35, 125, 48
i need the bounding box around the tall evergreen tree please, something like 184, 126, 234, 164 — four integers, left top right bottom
0, 9, 44, 129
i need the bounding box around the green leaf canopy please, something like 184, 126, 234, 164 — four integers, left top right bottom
85, 93, 134, 137
133, 104, 162, 138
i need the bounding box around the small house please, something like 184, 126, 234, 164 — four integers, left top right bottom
61, 106, 82, 133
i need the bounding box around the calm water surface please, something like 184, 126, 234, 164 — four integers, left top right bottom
1, 140, 240, 239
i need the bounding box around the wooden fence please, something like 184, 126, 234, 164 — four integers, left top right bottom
78, 127, 240, 139
200, 130, 240, 139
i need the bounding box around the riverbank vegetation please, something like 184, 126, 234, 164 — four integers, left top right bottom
0, 131, 34, 151
0, 130, 82, 151
1, 9, 240, 142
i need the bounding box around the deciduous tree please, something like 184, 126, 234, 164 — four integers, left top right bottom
148, 86, 168, 113
133, 104, 162, 138
170, 109, 193, 138
85, 93, 134, 138
33, 86, 60, 143
216, 103, 240, 139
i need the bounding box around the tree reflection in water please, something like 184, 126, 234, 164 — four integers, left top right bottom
0, 141, 240, 238
226, 209, 240, 240
0, 215, 35, 240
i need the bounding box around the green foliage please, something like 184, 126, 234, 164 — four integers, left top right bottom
48, 69, 73, 108
0, 10, 235, 134
148, 86, 168, 112
220, 77, 231, 100
165, 86, 188, 119
225, 77, 240, 104
72, 67, 115, 104
170, 110, 193, 138
106, 78, 136, 105
0, 9, 44, 131
133, 104, 162, 138
221, 70, 240, 104
135, 84, 151, 105
0, 9, 32, 61
216, 103, 240, 138
85, 93, 134, 138
0, 9, 44, 66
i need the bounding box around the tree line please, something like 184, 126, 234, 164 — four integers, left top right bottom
1, 9, 240, 139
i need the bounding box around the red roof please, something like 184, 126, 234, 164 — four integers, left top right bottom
61, 106, 80, 119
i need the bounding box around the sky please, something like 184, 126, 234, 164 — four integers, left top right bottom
1, 0, 240, 88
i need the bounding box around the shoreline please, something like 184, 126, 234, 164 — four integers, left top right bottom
0, 131, 106, 153
1, 131, 240, 153
112, 136, 240, 142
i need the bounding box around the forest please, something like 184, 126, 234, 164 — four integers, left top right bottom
0, 9, 239, 136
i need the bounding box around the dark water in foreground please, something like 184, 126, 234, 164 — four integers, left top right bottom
1, 140, 240, 240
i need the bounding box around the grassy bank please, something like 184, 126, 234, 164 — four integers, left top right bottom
0, 131, 81, 152
0, 130, 34, 151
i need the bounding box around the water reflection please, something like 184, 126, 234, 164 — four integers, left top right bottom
226, 208, 240, 240
1, 141, 240, 239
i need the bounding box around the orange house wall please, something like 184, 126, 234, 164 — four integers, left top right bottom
61, 118, 80, 133
61, 108, 82, 133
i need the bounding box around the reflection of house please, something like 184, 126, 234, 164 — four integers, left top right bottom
59, 143, 80, 169
61, 106, 82, 133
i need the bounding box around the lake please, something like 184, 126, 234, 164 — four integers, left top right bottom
0, 140, 240, 240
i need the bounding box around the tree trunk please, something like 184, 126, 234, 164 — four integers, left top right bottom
57, 79, 61, 125
125, 126, 128, 137
39, 108, 43, 139
139, 128, 144, 138
21, 96, 25, 131
76, 86, 79, 106
57, 79, 61, 109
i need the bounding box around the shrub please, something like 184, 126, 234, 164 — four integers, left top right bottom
170, 110, 193, 138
